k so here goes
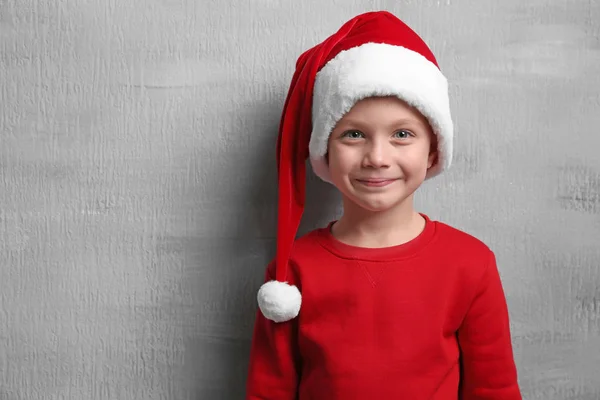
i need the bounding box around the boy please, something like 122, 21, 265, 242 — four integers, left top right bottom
246, 10, 521, 399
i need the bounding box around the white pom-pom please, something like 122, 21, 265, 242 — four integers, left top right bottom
257, 280, 302, 323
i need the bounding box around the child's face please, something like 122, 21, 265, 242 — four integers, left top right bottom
326, 96, 437, 213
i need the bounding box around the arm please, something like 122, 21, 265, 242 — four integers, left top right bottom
457, 251, 522, 400
246, 261, 301, 399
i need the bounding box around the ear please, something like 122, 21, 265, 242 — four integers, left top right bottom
427, 149, 438, 169
427, 132, 438, 169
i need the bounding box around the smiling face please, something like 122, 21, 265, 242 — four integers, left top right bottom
326, 96, 438, 214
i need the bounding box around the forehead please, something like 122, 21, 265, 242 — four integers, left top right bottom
347, 95, 419, 113
337, 96, 431, 129
346, 96, 425, 119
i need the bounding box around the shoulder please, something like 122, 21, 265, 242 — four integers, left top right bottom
289, 225, 331, 265
265, 224, 330, 277
430, 218, 496, 283
433, 219, 493, 258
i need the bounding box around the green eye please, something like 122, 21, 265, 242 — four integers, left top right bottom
394, 130, 412, 139
343, 130, 364, 139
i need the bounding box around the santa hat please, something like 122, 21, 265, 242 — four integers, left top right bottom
257, 11, 453, 323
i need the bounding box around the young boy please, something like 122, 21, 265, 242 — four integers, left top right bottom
246, 11, 521, 399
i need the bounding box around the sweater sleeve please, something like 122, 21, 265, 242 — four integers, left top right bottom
246, 261, 301, 400
457, 250, 522, 400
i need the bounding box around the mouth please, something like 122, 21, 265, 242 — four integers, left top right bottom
356, 178, 399, 187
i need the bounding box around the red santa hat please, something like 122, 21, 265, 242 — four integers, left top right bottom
257, 11, 454, 323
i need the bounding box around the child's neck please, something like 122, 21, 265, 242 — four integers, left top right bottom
331, 200, 426, 248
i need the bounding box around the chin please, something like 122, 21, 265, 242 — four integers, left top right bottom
366, 199, 405, 213
348, 192, 410, 213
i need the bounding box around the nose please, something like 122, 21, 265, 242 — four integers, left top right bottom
362, 139, 391, 169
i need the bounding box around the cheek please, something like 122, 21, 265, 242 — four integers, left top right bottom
403, 145, 431, 165
328, 150, 356, 173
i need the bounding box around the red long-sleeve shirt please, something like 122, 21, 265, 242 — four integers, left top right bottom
246, 214, 521, 399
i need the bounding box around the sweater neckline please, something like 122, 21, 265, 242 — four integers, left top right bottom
315, 213, 437, 261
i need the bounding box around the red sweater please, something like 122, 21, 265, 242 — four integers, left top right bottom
246, 214, 521, 399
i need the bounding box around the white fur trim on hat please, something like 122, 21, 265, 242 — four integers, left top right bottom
257, 280, 302, 323
309, 42, 453, 182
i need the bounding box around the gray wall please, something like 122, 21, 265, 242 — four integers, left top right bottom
1, 0, 599, 399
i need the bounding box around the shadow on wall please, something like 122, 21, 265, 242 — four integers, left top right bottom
180, 94, 338, 399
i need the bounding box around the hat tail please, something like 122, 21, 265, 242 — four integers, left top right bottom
257, 17, 360, 323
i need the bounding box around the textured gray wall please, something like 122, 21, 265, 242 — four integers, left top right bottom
1, 0, 600, 399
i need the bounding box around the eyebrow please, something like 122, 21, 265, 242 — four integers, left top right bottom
338, 118, 428, 130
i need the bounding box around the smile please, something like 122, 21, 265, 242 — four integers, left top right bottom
356, 179, 398, 187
